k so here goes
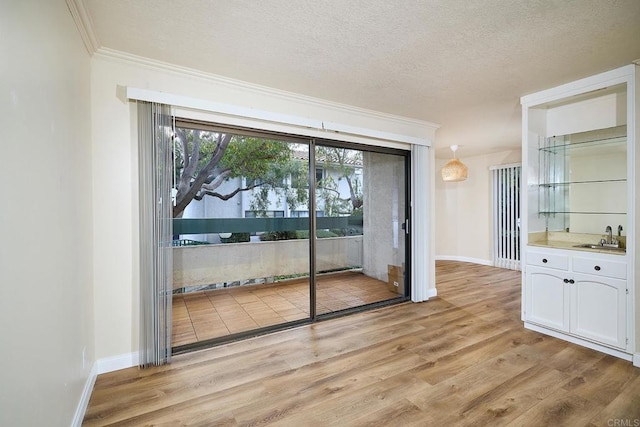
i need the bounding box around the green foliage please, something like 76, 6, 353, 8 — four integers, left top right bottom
273, 272, 310, 281
315, 146, 363, 214
317, 175, 351, 216
259, 230, 298, 241
221, 136, 291, 182
283, 160, 309, 212
220, 232, 250, 243
175, 131, 291, 183
173, 128, 364, 221
249, 186, 272, 218
259, 229, 341, 241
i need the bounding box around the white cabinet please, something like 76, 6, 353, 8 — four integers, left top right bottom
570, 272, 626, 349
524, 254, 627, 350
525, 266, 569, 332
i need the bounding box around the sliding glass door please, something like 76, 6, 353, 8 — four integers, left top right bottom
169, 123, 409, 350
171, 124, 311, 348
314, 143, 408, 316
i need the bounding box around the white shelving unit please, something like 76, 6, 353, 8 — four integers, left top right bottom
520, 64, 639, 363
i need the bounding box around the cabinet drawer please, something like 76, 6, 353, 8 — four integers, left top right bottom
526, 251, 569, 270
572, 257, 627, 280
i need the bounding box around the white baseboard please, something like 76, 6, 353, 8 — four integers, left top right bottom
97, 351, 140, 375
524, 322, 633, 362
426, 288, 438, 299
72, 352, 139, 426
634, 353, 640, 368
71, 362, 98, 427
435, 255, 493, 266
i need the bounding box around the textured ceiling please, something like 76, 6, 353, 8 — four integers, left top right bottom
83, 0, 640, 158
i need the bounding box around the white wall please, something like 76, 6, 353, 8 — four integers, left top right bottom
90, 51, 435, 361
546, 92, 626, 137
435, 149, 521, 264
0, 1, 94, 425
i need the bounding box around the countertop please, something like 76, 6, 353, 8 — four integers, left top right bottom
528, 232, 626, 256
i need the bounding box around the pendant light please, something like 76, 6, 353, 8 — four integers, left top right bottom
441, 145, 468, 182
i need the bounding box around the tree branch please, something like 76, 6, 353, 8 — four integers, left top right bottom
195, 169, 232, 198
175, 128, 188, 170
173, 132, 233, 217
174, 128, 193, 201
182, 130, 200, 181
345, 176, 362, 209
316, 185, 341, 196
194, 184, 259, 201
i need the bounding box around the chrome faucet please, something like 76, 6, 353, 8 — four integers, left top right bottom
606, 226, 613, 244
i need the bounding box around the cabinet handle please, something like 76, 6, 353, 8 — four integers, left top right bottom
542, 258, 548, 263
569, 279, 575, 284
563, 278, 569, 283
594, 265, 601, 271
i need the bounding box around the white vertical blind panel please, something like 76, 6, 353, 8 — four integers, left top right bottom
493, 165, 521, 270
138, 101, 173, 367
508, 169, 512, 265
411, 144, 433, 302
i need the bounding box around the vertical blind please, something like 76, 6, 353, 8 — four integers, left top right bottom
492, 164, 521, 271
138, 101, 173, 367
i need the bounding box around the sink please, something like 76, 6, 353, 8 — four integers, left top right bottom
573, 243, 625, 253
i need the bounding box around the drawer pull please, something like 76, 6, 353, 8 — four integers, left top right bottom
594, 265, 601, 271
563, 278, 569, 283
542, 258, 548, 263
569, 279, 575, 284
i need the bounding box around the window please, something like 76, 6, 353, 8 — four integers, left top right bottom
291, 210, 325, 218
245, 210, 285, 218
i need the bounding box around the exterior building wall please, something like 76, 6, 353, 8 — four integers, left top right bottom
181, 163, 362, 225
362, 152, 406, 282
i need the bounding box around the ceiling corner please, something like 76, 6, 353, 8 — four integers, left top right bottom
66, 0, 100, 55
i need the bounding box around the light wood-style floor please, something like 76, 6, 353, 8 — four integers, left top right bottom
173, 271, 400, 346
84, 261, 640, 426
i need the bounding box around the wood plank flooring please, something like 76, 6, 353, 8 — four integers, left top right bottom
84, 261, 640, 426
173, 272, 400, 346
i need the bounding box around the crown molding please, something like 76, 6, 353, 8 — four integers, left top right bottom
94, 47, 440, 133
66, 0, 99, 55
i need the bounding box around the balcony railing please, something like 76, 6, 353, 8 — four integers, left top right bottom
173, 215, 363, 236
173, 216, 364, 291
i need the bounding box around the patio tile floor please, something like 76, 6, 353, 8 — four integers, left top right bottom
172, 271, 399, 347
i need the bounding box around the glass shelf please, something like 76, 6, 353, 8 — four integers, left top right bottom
538, 179, 626, 187
536, 125, 627, 233
538, 125, 627, 154
539, 211, 626, 215
539, 135, 626, 154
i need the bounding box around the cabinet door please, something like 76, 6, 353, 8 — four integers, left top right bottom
570, 272, 627, 349
525, 266, 569, 332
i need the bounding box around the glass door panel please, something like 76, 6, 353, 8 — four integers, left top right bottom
171, 125, 310, 348
314, 145, 407, 316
